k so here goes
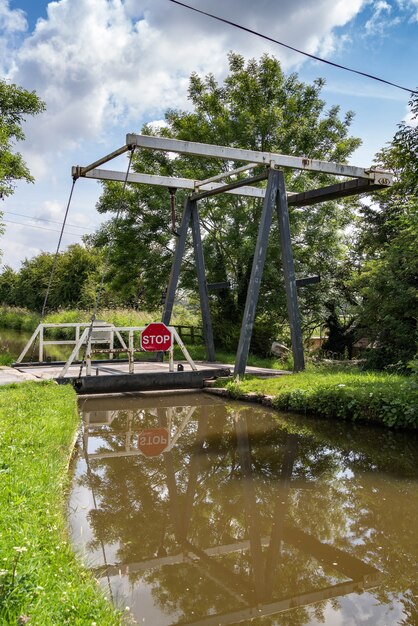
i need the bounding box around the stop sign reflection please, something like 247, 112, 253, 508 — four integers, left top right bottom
140, 322, 172, 352
138, 428, 169, 457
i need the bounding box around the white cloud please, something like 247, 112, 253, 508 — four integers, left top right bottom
396, 0, 418, 21
0, 0, 27, 74
0, 0, 26, 32
365, 0, 402, 34
4, 0, 412, 269
7, 0, 369, 173
404, 106, 418, 126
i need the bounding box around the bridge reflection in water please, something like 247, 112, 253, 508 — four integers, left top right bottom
70, 393, 418, 626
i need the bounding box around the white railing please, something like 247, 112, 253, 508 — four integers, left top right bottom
15, 322, 197, 378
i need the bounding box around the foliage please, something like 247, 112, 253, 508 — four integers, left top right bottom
0, 244, 105, 312
0, 381, 122, 624
90, 53, 361, 355
0, 306, 39, 331
355, 200, 417, 368
0, 352, 13, 365
353, 91, 418, 368
0, 80, 45, 199
222, 369, 418, 429
0, 304, 200, 331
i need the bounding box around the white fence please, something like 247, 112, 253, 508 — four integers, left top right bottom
16, 322, 197, 378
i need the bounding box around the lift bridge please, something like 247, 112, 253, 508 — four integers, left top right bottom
14, 135, 392, 393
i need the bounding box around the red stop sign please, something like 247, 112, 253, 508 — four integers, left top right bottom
138, 428, 169, 457
140, 322, 172, 352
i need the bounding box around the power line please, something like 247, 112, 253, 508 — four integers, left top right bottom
3, 218, 84, 238
168, 0, 417, 95
3, 210, 90, 231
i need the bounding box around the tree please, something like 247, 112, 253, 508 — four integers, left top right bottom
0, 265, 18, 306
91, 53, 361, 353
0, 80, 45, 199
354, 92, 418, 368
0, 244, 105, 312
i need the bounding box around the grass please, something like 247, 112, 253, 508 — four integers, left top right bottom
0, 308, 39, 332
221, 368, 418, 429
0, 381, 123, 625
0, 305, 200, 328
173, 344, 292, 369
0, 305, 201, 337
0, 354, 14, 366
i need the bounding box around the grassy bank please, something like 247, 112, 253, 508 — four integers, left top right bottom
0, 382, 122, 625
0, 306, 201, 334
221, 369, 418, 429
173, 343, 290, 369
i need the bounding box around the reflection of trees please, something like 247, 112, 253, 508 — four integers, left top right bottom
276, 411, 418, 612
76, 398, 418, 625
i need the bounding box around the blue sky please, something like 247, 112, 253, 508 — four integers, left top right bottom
1, 0, 417, 268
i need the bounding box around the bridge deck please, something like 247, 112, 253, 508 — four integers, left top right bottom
2, 360, 287, 394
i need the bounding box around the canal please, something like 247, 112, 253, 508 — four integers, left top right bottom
0, 327, 72, 361
69, 391, 418, 626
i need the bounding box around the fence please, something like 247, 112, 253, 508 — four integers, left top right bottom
172, 325, 204, 345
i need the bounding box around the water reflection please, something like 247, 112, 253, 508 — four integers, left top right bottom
71, 393, 418, 625
0, 327, 73, 361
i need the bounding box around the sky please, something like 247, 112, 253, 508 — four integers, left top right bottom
1, 0, 417, 269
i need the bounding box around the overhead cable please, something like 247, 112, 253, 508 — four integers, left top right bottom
40, 178, 77, 320
168, 0, 417, 95
3, 210, 90, 231
4, 218, 83, 238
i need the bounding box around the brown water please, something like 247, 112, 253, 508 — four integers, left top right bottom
70, 392, 418, 626
0, 327, 72, 361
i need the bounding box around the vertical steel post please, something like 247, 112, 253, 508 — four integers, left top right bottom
75, 325, 80, 361
234, 169, 279, 377
162, 198, 192, 326
39, 325, 44, 362
275, 171, 305, 371
190, 201, 216, 362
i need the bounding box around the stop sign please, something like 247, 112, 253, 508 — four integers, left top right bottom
138, 428, 169, 457
140, 322, 172, 352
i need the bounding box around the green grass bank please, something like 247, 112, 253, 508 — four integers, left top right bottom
0, 305, 200, 333
220, 369, 418, 429
0, 382, 122, 625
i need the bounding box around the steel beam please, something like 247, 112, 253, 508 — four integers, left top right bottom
58, 368, 231, 394
234, 170, 279, 377
127, 133, 385, 180
191, 171, 269, 200
73, 166, 394, 203
162, 199, 192, 326
287, 177, 390, 207
275, 172, 305, 371
190, 201, 216, 361
74, 167, 266, 198
296, 275, 321, 287
197, 162, 258, 186
72, 145, 129, 178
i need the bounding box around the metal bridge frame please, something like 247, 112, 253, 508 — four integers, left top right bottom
73, 134, 393, 375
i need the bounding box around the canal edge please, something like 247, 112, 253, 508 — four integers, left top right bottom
203, 386, 276, 407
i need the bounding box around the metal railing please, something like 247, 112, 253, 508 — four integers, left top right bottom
15, 322, 197, 378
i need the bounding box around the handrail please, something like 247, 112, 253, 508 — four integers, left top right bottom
15, 322, 197, 377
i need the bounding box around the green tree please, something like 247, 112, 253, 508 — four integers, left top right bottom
354, 92, 418, 368
0, 265, 18, 306
91, 53, 361, 353
0, 80, 45, 199
1, 244, 105, 312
